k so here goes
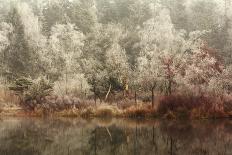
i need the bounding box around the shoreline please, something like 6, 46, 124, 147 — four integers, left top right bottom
1, 105, 232, 120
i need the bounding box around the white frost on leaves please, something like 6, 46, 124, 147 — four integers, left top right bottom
137, 8, 185, 90
106, 42, 129, 77
54, 73, 90, 96
49, 23, 85, 73
0, 22, 12, 52
208, 65, 232, 95
17, 3, 46, 48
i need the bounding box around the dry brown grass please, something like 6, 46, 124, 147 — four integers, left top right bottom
1, 90, 232, 120
80, 107, 95, 117
123, 103, 156, 118
0, 88, 23, 116
53, 108, 80, 117
94, 104, 122, 117
0, 89, 20, 105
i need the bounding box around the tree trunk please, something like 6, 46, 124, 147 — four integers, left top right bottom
152, 126, 155, 144
105, 84, 112, 101
80, 82, 83, 95
135, 90, 137, 105
152, 87, 155, 108
94, 129, 97, 155
65, 67, 68, 95
168, 80, 172, 95
94, 85, 97, 106
105, 127, 112, 141
134, 125, 138, 155
125, 83, 129, 96
170, 137, 173, 155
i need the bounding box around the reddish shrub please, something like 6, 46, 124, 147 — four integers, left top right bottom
223, 94, 232, 112
158, 95, 195, 115
157, 94, 227, 119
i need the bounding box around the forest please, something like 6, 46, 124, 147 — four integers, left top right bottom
0, 0, 232, 119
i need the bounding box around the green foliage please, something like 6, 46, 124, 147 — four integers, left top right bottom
9, 77, 33, 96
9, 77, 53, 104
25, 77, 53, 102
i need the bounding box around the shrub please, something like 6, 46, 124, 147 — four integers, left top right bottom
9, 77, 33, 98
223, 94, 232, 112
80, 107, 94, 118
157, 94, 194, 117
157, 94, 227, 119
123, 104, 156, 118
117, 99, 137, 110
95, 104, 121, 117
95, 107, 114, 117
9, 77, 53, 107
25, 77, 53, 103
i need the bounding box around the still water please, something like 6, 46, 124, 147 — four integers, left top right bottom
0, 118, 231, 155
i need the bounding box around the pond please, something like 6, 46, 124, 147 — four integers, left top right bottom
0, 118, 231, 155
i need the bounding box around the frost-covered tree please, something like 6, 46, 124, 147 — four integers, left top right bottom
137, 8, 185, 107
82, 57, 108, 103
176, 30, 223, 95
49, 22, 85, 95
188, 0, 222, 31
68, 0, 98, 34
3, 3, 46, 79
208, 65, 232, 95
0, 22, 12, 75
223, 0, 232, 64
106, 42, 130, 97
82, 23, 130, 102
42, 0, 98, 34
0, 0, 232, 105
53, 73, 90, 97
17, 3, 46, 47
0, 22, 11, 52
17, 3, 48, 75
104, 25, 130, 97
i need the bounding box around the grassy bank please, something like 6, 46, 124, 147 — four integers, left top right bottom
1, 89, 232, 119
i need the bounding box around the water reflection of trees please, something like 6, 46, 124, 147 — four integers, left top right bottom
159, 120, 232, 155
0, 118, 232, 155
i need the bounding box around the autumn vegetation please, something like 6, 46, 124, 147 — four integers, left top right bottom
0, 0, 232, 119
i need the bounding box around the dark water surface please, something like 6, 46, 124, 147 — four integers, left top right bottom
0, 118, 231, 155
